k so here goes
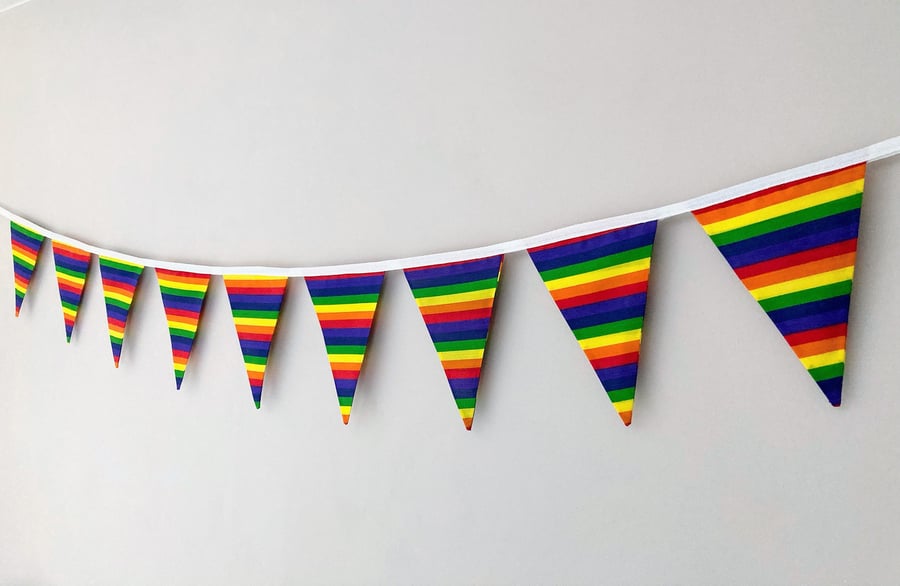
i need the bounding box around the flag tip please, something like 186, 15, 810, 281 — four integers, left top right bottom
254, 400, 261, 409
342, 415, 350, 425
619, 412, 633, 426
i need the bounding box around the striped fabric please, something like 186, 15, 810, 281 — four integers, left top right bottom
693, 163, 865, 406
51, 241, 91, 343
156, 269, 211, 390
528, 221, 657, 426
404, 256, 503, 430
98, 257, 143, 367
224, 275, 288, 408
306, 272, 384, 425
10, 221, 44, 316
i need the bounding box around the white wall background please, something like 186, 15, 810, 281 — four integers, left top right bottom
1, 1, 899, 584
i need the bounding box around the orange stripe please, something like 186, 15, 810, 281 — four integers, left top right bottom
550, 269, 650, 302
418, 297, 495, 316
791, 336, 846, 359
583, 340, 642, 360
234, 325, 276, 336
740, 251, 856, 290
316, 310, 376, 321
441, 358, 484, 370
695, 165, 865, 225
102, 283, 136, 297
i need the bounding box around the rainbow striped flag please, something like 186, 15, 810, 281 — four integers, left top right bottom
224, 275, 288, 408
10, 221, 44, 316
51, 241, 91, 343
98, 257, 143, 367
693, 163, 865, 406
156, 268, 211, 390
404, 256, 503, 430
528, 221, 657, 426
306, 272, 384, 425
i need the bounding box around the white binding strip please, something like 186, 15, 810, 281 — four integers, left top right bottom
0, 0, 39, 16
4, 135, 900, 277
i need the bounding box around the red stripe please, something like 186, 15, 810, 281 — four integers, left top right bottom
734, 239, 858, 280
226, 286, 285, 296
306, 271, 383, 281
236, 332, 274, 341
784, 323, 848, 346
332, 369, 362, 379
165, 307, 201, 319
317, 318, 374, 329
423, 307, 493, 324
443, 367, 482, 379
172, 349, 191, 360
554, 281, 648, 310
107, 317, 126, 329
58, 281, 84, 295
590, 351, 640, 370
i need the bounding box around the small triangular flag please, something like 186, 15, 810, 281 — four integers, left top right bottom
10, 221, 45, 316
404, 256, 503, 430
51, 241, 91, 343
306, 272, 384, 425
156, 268, 211, 390
693, 163, 865, 406
98, 257, 143, 367
528, 221, 658, 426
223, 275, 288, 409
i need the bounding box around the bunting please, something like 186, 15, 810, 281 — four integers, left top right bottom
528, 221, 657, 426
306, 272, 384, 425
224, 275, 288, 408
98, 257, 143, 367
404, 256, 503, 430
692, 163, 865, 406
10, 221, 44, 316
156, 269, 211, 390
51, 241, 91, 343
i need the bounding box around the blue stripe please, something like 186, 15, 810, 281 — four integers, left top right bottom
530, 222, 657, 272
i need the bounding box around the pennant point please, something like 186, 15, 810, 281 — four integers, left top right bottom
619, 411, 633, 426
14, 307, 20, 317
254, 400, 262, 410
342, 414, 350, 425
463, 418, 473, 431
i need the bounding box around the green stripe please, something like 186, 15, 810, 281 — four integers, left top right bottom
311, 293, 379, 305
13, 258, 35, 270
104, 297, 131, 310
758, 280, 853, 313
538, 245, 652, 282
159, 285, 205, 299
169, 327, 196, 339
55, 265, 86, 279
711, 192, 862, 247
109, 334, 124, 343
412, 277, 498, 299
433, 338, 486, 352
243, 355, 268, 365
326, 344, 366, 355
338, 396, 354, 406
231, 309, 279, 319
808, 362, 844, 382
11, 222, 41, 239
572, 317, 643, 341
606, 387, 635, 403
61, 300, 80, 312
99, 257, 142, 273
455, 398, 476, 409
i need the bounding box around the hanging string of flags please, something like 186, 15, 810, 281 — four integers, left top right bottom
5, 137, 900, 428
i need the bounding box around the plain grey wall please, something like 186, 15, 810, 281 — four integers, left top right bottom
1, 1, 899, 584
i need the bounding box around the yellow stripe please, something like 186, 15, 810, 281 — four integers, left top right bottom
328, 353, 365, 364
613, 399, 634, 413
437, 348, 485, 361
12, 250, 35, 265
314, 302, 377, 314
232, 316, 278, 327
57, 273, 85, 287
578, 329, 642, 351
703, 180, 864, 235
167, 317, 198, 331
340, 406, 352, 416
244, 362, 267, 373
103, 291, 134, 305
157, 277, 208, 292
224, 274, 280, 281
62, 307, 78, 319
458, 408, 475, 419
800, 349, 845, 370
545, 257, 651, 292
414, 287, 496, 307
750, 266, 854, 301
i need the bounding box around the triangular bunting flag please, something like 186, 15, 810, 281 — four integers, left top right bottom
528, 221, 658, 426
156, 269, 211, 390
51, 241, 91, 343
10, 221, 45, 316
404, 256, 503, 430
692, 163, 866, 406
306, 272, 384, 425
223, 275, 288, 409
98, 257, 143, 367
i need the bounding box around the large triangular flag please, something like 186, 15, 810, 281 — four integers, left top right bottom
404, 256, 503, 430
51, 241, 91, 343
98, 256, 143, 367
528, 221, 658, 426
306, 272, 384, 425
692, 163, 865, 406
156, 268, 211, 390
223, 275, 288, 409
10, 221, 45, 316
